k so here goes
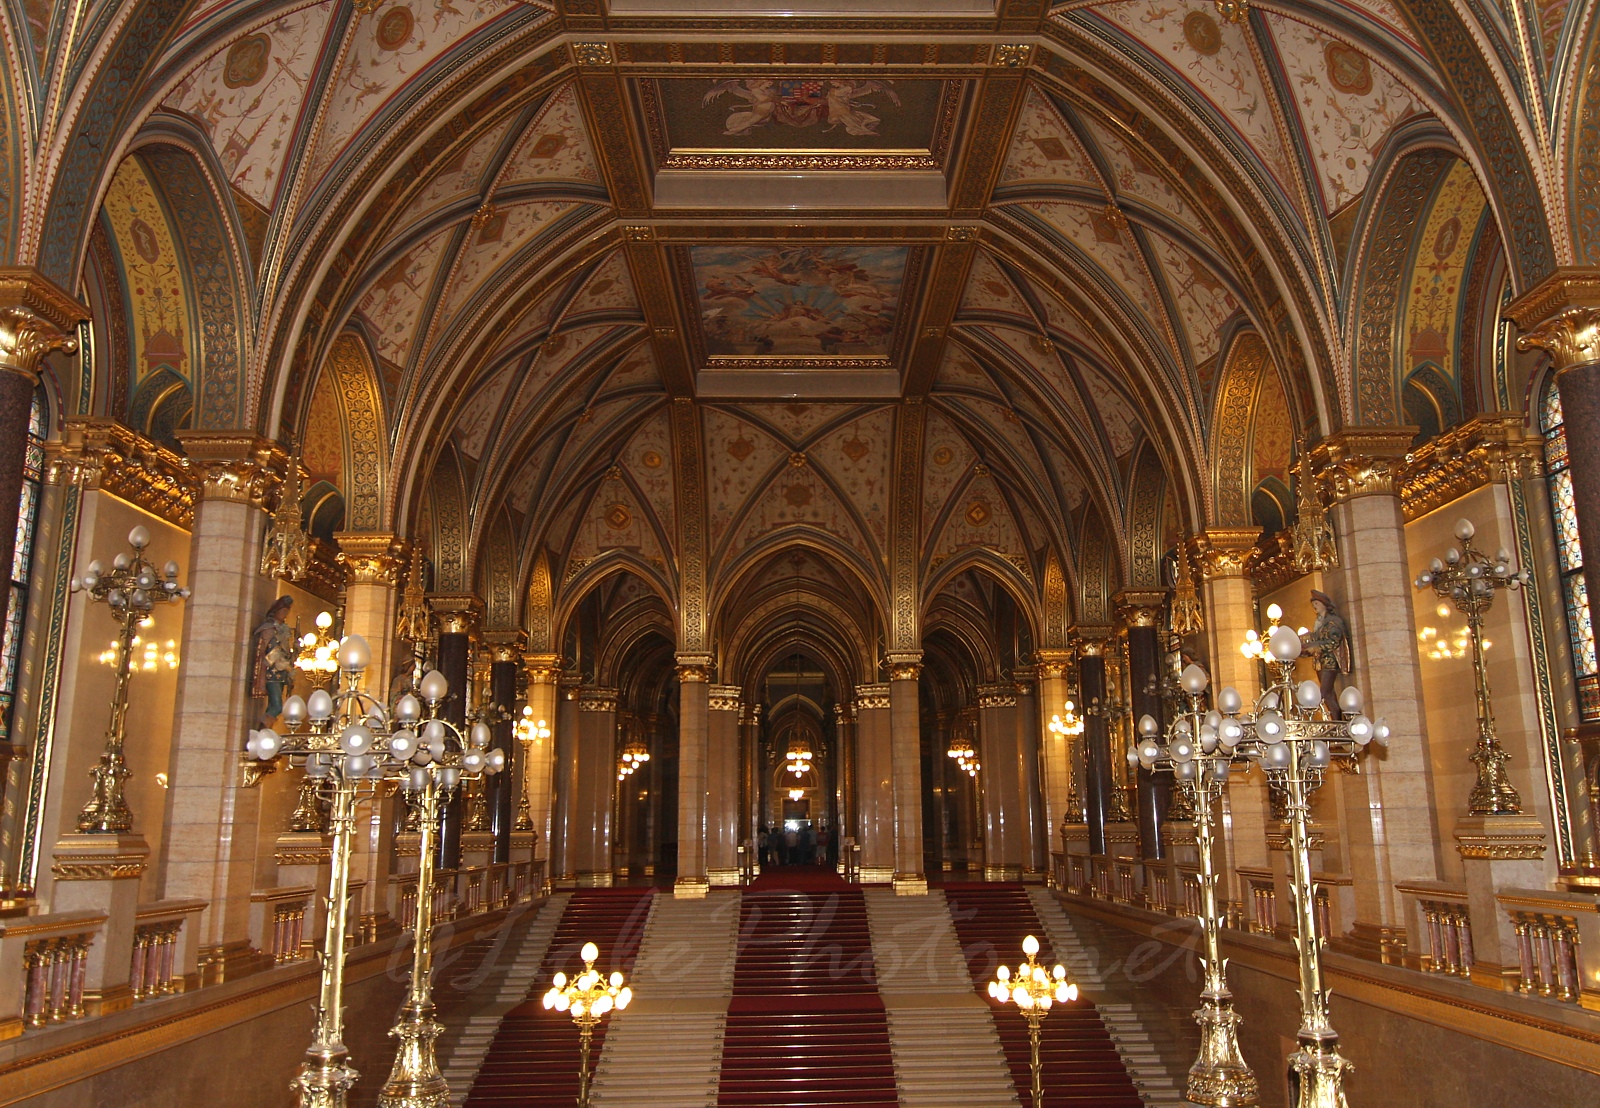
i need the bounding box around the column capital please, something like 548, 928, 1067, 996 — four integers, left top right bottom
0, 267, 86, 383
1400, 413, 1546, 520
1067, 626, 1112, 654
1308, 429, 1415, 504
1195, 528, 1261, 579
675, 654, 713, 683
429, 593, 484, 637
885, 651, 923, 681
523, 653, 562, 682
708, 685, 742, 711
1505, 267, 1600, 374
481, 629, 527, 663
855, 683, 891, 709
1035, 648, 1073, 679
1112, 588, 1167, 629
174, 431, 288, 506
333, 532, 405, 585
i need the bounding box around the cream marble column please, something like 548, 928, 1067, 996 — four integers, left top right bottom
1315, 430, 1443, 950
1016, 674, 1046, 876
161, 433, 282, 978
549, 675, 582, 883
706, 684, 742, 885
333, 534, 403, 931
574, 686, 617, 886
977, 683, 1024, 879
522, 654, 561, 865
675, 659, 711, 897
1035, 650, 1074, 857
854, 684, 893, 880
1198, 528, 1270, 910
887, 655, 926, 893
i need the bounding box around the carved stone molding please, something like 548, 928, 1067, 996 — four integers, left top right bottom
1455, 814, 1548, 860
0, 267, 87, 382
1112, 588, 1166, 629
1070, 628, 1111, 657
855, 683, 891, 710
708, 685, 741, 712
429, 593, 485, 637
174, 431, 289, 508
50, 834, 149, 881
578, 687, 620, 713
1035, 649, 1072, 680
675, 659, 712, 683
1309, 429, 1417, 504
886, 652, 923, 682
1400, 413, 1546, 520
481, 629, 527, 664
977, 683, 1018, 709
334, 532, 404, 586
1247, 529, 1300, 598
1195, 529, 1260, 580
1505, 268, 1600, 373
47, 418, 195, 528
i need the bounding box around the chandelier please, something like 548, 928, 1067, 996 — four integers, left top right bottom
946, 721, 980, 777
1047, 699, 1084, 739
295, 610, 340, 685
617, 720, 650, 781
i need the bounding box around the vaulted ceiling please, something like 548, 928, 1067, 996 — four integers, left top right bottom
11, 0, 1587, 651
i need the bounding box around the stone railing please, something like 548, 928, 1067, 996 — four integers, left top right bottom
1397, 881, 1474, 976
391, 873, 420, 926
249, 886, 313, 964
1112, 857, 1142, 905
0, 910, 107, 1038
130, 899, 206, 1001
1239, 867, 1276, 934
1496, 889, 1600, 1005
1144, 860, 1172, 913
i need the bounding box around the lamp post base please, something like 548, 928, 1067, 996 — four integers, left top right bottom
1186, 999, 1258, 1106
293, 1050, 359, 1108
377, 1001, 449, 1108
1286, 1036, 1350, 1108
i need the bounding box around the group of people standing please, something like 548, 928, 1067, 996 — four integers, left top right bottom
758, 823, 829, 867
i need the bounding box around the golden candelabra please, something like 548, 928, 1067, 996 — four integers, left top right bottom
513, 709, 550, 830
1131, 665, 1257, 1106
296, 610, 341, 687
1414, 517, 1530, 814
542, 942, 632, 1108
946, 715, 980, 777
69, 526, 190, 833
987, 935, 1077, 1108
246, 648, 504, 1108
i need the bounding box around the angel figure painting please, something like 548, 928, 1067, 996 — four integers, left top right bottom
690, 245, 907, 359
656, 78, 947, 153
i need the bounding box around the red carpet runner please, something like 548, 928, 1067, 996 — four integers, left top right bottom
717, 866, 898, 1106
464, 888, 654, 1106
942, 884, 1143, 1106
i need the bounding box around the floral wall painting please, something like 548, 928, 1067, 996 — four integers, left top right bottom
688, 245, 909, 360
650, 78, 952, 156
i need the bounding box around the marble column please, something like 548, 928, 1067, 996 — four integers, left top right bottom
978, 683, 1024, 879
707, 685, 741, 885
522, 654, 561, 864
1199, 528, 1271, 909
887, 655, 926, 893
854, 684, 893, 880
743, 703, 764, 848
1035, 650, 1075, 855
1017, 675, 1046, 876
674, 659, 711, 896
1116, 591, 1169, 860
333, 534, 403, 932
549, 675, 582, 883
159, 433, 283, 979
430, 594, 482, 871
1079, 643, 1110, 856
575, 686, 617, 885
483, 633, 524, 863
1314, 430, 1442, 955
0, 272, 83, 608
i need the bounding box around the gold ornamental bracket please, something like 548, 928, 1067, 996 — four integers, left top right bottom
1307, 427, 1419, 505
1112, 589, 1167, 631
1505, 267, 1600, 373
334, 532, 406, 587
1195, 528, 1261, 580
0, 267, 87, 381
1400, 413, 1546, 521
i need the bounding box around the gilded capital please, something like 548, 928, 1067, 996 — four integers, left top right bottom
481, 629, 527, 663
429, 593, 484, 637
1309, 429, 1415, 504
1195, 528, 1260, 579
524, 652, 562, 683
887, 651, 923, 682
47, 418, 194, 526
675, 655, 712, 683
0, 268, 87, 382
1505, 268, 1600, 373
1112, 588, 1167, 629
334, 532, 404, 585
175, 431, 285, 506
1035, 648, 1073, 680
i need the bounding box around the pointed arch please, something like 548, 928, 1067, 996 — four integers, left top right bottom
428, 443, 469, 592
1210, 331, 1271, 527
319, 332, 388, 531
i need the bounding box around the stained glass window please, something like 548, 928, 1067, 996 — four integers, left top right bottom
1541, 381, 1600, 720
0, 391, 46, 743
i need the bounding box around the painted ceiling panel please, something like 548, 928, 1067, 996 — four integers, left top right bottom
622, 407, 677, 545
738, 403, 858, 446
394, 112, 520, 232
932, 471, 1028, 565
1078, 116, 1211, 244
807, 407, 895, 550
433, 199, 573, 329
921, 409, 976, 544
1143, 226, 1239, 365
497, 84, 602, 187
166, 3, 335, 211
936, 347, 1006, 396
1264, 13, 1422, 214
452, 361, 516, 461
977, 324, 1095, 429
1024, 201, 1162, 323
354, 223, 452, 369
962, 251, 1033, 318
727, 461, 877, 569
703, 409, 790, 547
560, 250, 639, 318
998, 87, 1101, 189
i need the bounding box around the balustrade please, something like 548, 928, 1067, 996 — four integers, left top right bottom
1239, 868, 1276, 934
249, 887, 313, 964
0, 911, 106, 1038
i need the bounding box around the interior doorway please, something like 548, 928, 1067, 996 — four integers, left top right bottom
753, 652, 842, 871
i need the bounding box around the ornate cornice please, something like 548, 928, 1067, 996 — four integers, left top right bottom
977, 683, 1018, 709
1505, 268, 1600, 373
334, 532, 405, 586
1455, 815, 1548, 861
429, 593, 485, 637
855, 683, 891, 710
708, 685, 742, 712
0, 267, 86, 382
1309, 429, 1416, 504
578, 687, 619, 713
1401, 414, 1545, 521
1195, 528, 1261, 580
46, 418, 195, 528
174, 431, 288, 507
1112, 589, 1166, 629
1247, 529, 1302, 598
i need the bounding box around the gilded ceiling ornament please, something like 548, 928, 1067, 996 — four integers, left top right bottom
573, 41, 613, 67
1212, 0, 1249, 24
993, 44, 1033, 68
1516, 305, 1600, 373
261, 458, 312, 582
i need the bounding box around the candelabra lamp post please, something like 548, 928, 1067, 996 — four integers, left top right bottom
1130, 663, 1257, 1106
1231, 613, 1389, 1108
245, 644, 504, 1108
543, 942, 632, 1108
512, 709, 550, 830
69, 525, 189, 832
987, 935, 1077, 1108
1414, 517, 1530, 814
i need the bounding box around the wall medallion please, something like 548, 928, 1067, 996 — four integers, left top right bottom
1183, 11, 1222, 56
1325, 42, 1373, 95
376, 6, 414, 51
223, 34, 271, 88
966, 500, 991, 526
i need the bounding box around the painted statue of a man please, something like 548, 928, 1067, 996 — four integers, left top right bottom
1301, 589, 1352, 711
251, 596, 296, 725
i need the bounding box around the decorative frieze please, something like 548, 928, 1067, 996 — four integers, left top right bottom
855, 683, 890, 711
1400, 414, 1545, 521
977, 684, 1018, 709
578, 688, 619, 714
47, 418, 195, 528
708, 685, 741, 712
